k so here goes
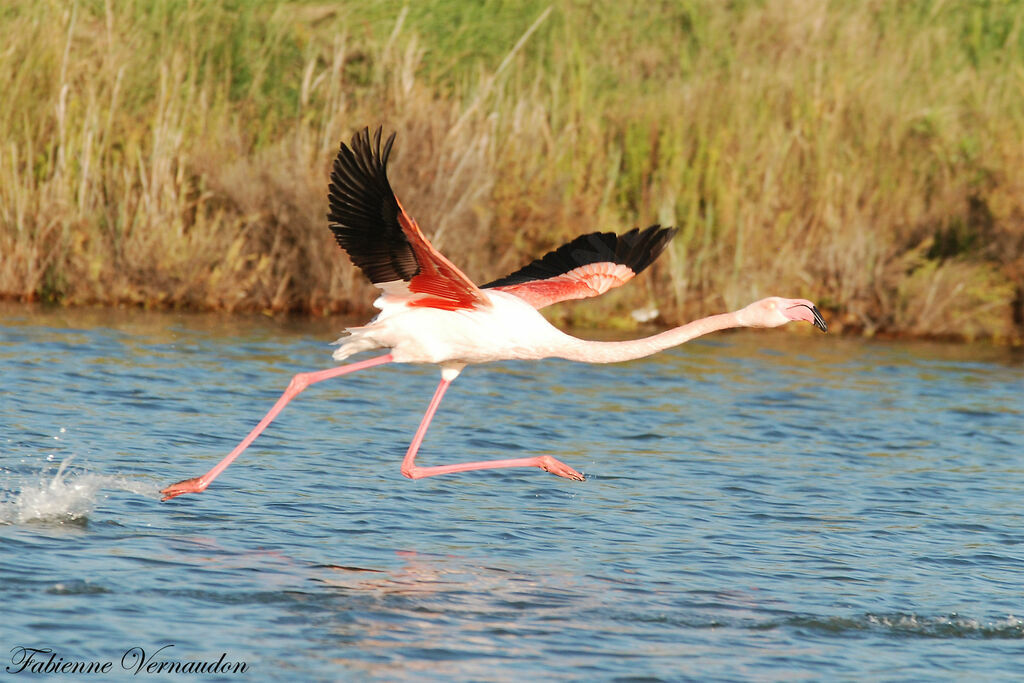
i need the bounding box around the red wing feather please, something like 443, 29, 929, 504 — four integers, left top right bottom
482, 226, 677, 309
328, 127, 489, 311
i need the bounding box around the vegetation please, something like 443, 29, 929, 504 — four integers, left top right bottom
2, 0, 1022, 342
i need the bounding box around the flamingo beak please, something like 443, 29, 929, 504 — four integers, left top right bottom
786, 303, 828, 332
810, 306, 828, 332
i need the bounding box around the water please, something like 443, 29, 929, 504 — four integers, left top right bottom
2, 304, 1022, 681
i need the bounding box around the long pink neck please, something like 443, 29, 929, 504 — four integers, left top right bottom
555, 311, 743, 364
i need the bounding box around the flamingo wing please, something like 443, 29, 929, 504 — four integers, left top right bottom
328, 127, 490, 311
481, 225, 677, 309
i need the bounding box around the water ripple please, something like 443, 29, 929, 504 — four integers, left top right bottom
2, 307, 1023, 679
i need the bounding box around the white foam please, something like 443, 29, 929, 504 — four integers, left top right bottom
0, 458, 159, 525
865, 612, 1024, 635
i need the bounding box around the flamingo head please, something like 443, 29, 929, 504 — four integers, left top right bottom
738, 297, 828, 332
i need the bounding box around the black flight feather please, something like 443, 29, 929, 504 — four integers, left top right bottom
327, 126, 420, 285
482, 225, 677, 289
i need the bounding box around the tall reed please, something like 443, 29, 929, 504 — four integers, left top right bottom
1, 1, 1021, 341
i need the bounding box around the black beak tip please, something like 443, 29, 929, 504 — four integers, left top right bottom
811, 306, 828, 333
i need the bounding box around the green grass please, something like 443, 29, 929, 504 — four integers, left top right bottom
1, 0, 1022, 341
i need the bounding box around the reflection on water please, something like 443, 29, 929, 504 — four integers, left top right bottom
1, 303, 1023, 679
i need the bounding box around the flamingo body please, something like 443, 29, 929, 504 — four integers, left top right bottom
334, 289, 577, 366
159, 126, 826, 502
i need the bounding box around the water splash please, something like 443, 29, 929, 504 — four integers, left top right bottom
0, 458, 158, 525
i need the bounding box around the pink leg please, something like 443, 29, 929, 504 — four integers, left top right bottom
400, 379, 585, 481
161, 353, 394, 501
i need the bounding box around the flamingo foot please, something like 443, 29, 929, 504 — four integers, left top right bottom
537, 455, 585, 481
160, 476, 208, 501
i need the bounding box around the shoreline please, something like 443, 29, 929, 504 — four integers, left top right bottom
2, 298, 1020, 348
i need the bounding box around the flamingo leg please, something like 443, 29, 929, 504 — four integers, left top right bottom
400, 378, 585, 481
160, 353, 394, 501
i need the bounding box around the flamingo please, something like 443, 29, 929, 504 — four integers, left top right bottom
160, 126, 827, 501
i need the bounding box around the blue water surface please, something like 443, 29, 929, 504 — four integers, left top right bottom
1, 304, 1023, 681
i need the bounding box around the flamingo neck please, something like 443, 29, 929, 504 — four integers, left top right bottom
555, 311, 744, 364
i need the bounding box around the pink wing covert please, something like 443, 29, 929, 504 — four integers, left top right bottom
482, 226, 677, 309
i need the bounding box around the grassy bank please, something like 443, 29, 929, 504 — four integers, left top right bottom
1, 0, 1022, 341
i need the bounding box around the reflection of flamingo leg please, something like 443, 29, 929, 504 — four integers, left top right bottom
161, 354, 394, 500
400, 379, 585, 481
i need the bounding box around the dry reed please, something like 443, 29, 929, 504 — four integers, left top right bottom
1, 1, 1021, 342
